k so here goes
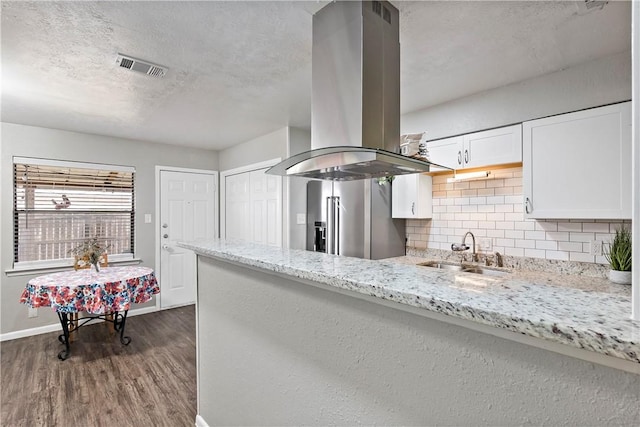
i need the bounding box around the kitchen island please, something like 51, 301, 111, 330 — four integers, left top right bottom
181, 239, 639, 426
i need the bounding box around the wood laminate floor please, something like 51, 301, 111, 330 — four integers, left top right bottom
1, 305, 196, 427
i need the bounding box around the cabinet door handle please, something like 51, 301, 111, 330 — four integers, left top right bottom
457, 151, 462, 165
411, 202, 415, 215
464, 149, 469, 164
525, 197, 532, 214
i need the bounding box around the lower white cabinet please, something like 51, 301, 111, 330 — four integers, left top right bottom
522, 101, 631, 219
392, 174, 432, 219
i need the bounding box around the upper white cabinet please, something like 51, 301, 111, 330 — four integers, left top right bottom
426, 124, 522, 170
523, 102, 631, 219
392, 174, 432, 219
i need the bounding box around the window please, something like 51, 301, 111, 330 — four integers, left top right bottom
13, 157, 135, 268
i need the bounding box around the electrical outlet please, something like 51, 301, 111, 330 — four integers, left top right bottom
28, 307, 38, 318
479, 238, 492, 252
590, 240, 603, 256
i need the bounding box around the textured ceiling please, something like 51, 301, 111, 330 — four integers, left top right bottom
0, 1, 631, 151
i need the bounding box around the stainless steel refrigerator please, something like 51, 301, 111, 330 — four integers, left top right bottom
306, 180, 406, 260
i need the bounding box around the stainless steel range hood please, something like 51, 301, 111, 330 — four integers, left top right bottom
266, 0, 450, 181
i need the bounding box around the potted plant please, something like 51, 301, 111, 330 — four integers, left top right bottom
605, 227, 632, 285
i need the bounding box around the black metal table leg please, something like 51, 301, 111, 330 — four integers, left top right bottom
56, 312, 71, 360
114, 310, 131, 345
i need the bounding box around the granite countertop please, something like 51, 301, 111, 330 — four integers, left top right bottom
179, 239, 639, 365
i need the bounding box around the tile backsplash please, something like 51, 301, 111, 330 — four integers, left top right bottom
405, 167, 631, 265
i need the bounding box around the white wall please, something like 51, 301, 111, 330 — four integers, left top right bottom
402, 51, 631, 139
218, 127, 288, 172
197, 256, 640, 426
0, 123, 218, 335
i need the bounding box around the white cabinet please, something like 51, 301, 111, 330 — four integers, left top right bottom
392, 174, 432, 219
426, 124, 522, 170
522, 102, 631, 219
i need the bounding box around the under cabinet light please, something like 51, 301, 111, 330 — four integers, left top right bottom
447, 171, 490, 183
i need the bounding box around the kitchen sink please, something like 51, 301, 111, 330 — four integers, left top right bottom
417, 261, 511, 277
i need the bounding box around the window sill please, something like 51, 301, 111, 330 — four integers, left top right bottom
4, 258, 144, 277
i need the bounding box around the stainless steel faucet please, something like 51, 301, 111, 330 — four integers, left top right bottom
451, 231, 477, 262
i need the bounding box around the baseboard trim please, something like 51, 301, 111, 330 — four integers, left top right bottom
0, 306, 158, 342
195, 415, 209, 427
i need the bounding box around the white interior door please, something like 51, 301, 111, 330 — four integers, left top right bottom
160, 170, 216, 308
224, 167, 282, 247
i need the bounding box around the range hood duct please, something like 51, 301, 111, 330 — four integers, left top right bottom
267, 0, 450, 181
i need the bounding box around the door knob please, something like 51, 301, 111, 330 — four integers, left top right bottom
162, 244, 169, 250
162, 223, 168, 228
163, 234, 169, 238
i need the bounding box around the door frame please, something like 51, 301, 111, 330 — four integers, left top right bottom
155, 165, 219, 311
219, 158, 284, 244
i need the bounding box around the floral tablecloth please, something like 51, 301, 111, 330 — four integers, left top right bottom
20, 266, 160, 314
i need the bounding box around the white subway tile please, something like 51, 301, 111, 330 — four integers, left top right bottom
472, 229, 487, 237
486, 179, 505, 188
461, 189, 478, 197
440, 213, 455, 221
525, 230, 546, 240
505, 212, 524, 221
569, 232, 595, 242
535, 222, 558, 232
610, 223, 628, 233
448, 190, 462, 197
582, 242, 591, 253
596, 233, 614, 242
545, 231, 569, 241
495, 204, 514, 213
512, 186, 523, 195
524, 248, 546, 259
496, 238, 515, 247
545, 251, 569, 261
557, 222, 582, 232
469, 213, 487, 221
432, 220, 447, 228
514, 221, 536, 231
440, 198, 454, 206
469, 181, 486, 189
493, 171, 514, 179
478, 221, 496, 230
495, 221, 515, 230
570, 252, 595, 263
454, 197, 470, 206
503, 195, 521, 204
486, 229, 505, 238
454, 181, 470, 190
582, 223, 610, 233
513, 204, 524, 213
478, 205, 495, 213
515, 240, 536, 249
477, 188, 495, 196
448, 220, 462, 229
486, 196, 505, 204
433, 191, 447, 198
558, 241, 583, 252
505, 230, 524, 239
463, 221, 479, 229
536, 240, 557, 250
595, 255, 608, 265
505, 247, 524, 257
457, 213, 471, 221
461, 205, 478, 213
469, 197, 487, 205
495, 186, 515, 195
432, 175, 448, 184
487, 212, 505, 221
447, 205, 462, 213
504, 178, 521, 187
433, 205, 447, 213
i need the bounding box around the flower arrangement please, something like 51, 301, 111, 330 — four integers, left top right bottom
69, 237, 109, 272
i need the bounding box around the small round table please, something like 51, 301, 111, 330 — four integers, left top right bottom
20, 266, 160, 360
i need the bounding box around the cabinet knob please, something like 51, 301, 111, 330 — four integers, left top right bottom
525, 197, 532, 214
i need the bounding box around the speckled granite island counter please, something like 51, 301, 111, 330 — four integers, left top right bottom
181, 239, 640, 427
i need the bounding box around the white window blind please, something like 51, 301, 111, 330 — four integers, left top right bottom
13, 157, 135, 266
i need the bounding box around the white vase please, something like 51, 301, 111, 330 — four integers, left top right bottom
608, 269, 632, 285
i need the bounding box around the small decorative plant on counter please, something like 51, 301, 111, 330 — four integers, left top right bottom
605, 227, 632, 285
69, 237, 109, 272
375, 176, 395, 186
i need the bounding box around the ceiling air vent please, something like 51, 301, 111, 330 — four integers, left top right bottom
116, 53, 168, 78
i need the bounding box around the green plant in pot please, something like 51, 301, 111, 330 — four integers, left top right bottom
605, 227, 632, 285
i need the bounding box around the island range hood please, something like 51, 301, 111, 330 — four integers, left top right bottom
266, 0, 450, 181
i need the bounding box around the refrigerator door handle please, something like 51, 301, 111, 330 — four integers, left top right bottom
325, 196, 332, 254
334, 196, 340, 255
